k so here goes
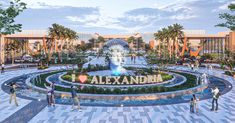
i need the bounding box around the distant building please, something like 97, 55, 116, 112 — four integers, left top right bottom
149, 40, 157, 50
0, 30, 235, 63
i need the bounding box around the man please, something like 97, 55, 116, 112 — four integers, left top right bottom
71, 85, 81, 111
211, 86, 220, 111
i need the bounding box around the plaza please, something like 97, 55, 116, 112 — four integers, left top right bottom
0, 0, 235, 123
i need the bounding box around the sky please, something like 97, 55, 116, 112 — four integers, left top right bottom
1, 0, 235, 34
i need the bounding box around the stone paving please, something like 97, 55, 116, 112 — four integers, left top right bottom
0, 66, 62, 122
0, 66, 235, 123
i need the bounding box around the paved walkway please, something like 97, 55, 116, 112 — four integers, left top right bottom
0, 66, 235, 123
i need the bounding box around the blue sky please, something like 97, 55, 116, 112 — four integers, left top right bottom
2, 0, 235, 34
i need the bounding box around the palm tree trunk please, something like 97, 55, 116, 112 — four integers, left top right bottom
11, 49, 14, 64
168, 40, 172, 60
49, 39, 55, 62
181, 37, 187, 57
158, 41, 161, 58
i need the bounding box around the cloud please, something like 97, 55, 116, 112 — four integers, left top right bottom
14, 0, 233, 34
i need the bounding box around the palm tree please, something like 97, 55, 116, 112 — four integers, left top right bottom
127, 36, 135, 51
154, 30, 164, 58
161, 28, 171, 59
172, 23, 184, 58
48, 23, 78, 63
5, 39, 21, 64
168, 23, 184, 59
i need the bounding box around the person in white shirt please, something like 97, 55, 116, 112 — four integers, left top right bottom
211, 86, 220, 111
1, 63, 5, 73
201, 73, 208, 84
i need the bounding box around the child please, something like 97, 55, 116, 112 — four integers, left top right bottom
190, 98, 194, 113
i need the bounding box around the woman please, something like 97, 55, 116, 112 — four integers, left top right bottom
193, 94, 199, 113
44, 83, 52, 106
9, 82, 19, 106
50, 82, 55, 107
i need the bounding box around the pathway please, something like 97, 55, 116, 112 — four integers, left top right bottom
0, 66, 234, 123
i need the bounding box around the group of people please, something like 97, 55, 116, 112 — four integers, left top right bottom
190, 86, 220, 113
190, 94, 199, 113
45, 83, 55, 107
44, 83, 81, 111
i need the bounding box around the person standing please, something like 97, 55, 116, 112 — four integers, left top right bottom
201, 73, 208, 84
1, 63, 5, 73
9, 82, 19, 106
44, 83, 52, 107
211, 86, 220, 111
190, 98, 194, 113
50, 82, 55, 107
46, 90, 52, 106
71, 85, 81, 111
193, 94, 199, 113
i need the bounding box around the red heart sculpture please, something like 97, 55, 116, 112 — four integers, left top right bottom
78, 75, 87, 83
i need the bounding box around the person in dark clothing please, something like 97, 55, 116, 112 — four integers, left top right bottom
50, 82, 55, 107
190, 98, 194, 113
1, 63, 5, 73
71, 85, 81, 111
193, 94, 199, 113
8, 82, 19, 106
211, 87, 220, 111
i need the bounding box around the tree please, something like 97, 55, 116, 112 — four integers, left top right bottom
0, 0, 26, 64
127, 36, 135, 43
162, 27, 171, 59
154, 23, 184, 60
170, 23, 184, 59
88, 38, 96, 48
216, 3, 235, 31
154, 30, 164, 58
0, 0, 27, 35
48, 23, 78, 63
5, 39, 21, 64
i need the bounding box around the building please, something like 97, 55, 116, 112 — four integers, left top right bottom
182, 30, 235, 58
0, 30, 235, 63
149, 40, 158, 50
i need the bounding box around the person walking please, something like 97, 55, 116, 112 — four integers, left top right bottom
71, 85, 81, 111
211, 86, 220, 111
9, 82, 19, 106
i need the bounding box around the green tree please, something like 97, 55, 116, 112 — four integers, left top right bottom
154, 30, 164, 58
0, 0, 27, 35
0, 0, 26, 64
216, 4, 235, 31
48, 23, 78, 63
5, 39, 21, 64
127, 36, 135, 43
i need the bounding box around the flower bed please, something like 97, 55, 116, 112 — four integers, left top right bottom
33, 71, 197, 94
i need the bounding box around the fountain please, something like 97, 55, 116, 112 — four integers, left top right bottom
103, 39, 129, 76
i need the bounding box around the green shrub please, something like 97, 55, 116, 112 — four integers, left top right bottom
61, 75, 72, 81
